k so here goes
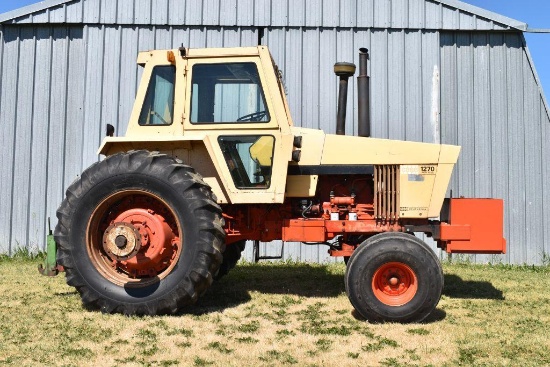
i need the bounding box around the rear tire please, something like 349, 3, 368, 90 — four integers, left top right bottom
54, 150, 225, 315
345, 232, 443, 323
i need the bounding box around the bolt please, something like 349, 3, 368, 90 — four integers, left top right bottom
115, 235, 128, 249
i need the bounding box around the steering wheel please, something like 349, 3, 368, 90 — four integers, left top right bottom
236, 110, 267, 122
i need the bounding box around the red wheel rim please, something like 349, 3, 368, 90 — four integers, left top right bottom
87, 190, 182, 287
372, 262, 418, 306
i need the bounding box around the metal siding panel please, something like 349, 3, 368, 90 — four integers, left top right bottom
168, 0, 186, 25
339, 0, 355, 27
370, 30, 389, 138
219, 0, 237, 26
31, 10, 50, 23
387, 30, 405, 140
46, 27, 69, 255
151, 0, 169, 25
424, 0, 441, 29
408, 0, 424, 29
155, 26, 172, 49
64, 26, 87, 205
206, 27, 223, 47
117, 0, 135, 24
305, 0, 321, 27
440, 32, 459, 196
287, 0, 305, 27
66, 1, 83, 23
459, 11, 475, 31
83, 0, 101, 23
441, 5, 459, 30
119, 27, 140, 134
357, 0, 374, 28
0, 28, 19, 253
455, 33, 474, 197
254, 0, 271, 26
100, 0, 117, 24
301, 30, 320, 127
523, 50, 543, 265
81, 26, 105, 172
14, 15, 33, 24
102, 27, 123, 135
134, 0, 152, 24
505, 33, 526, 264
373, 0, 391, 28
49, 5, 66, 23
28, 27, 53, 251
475, 17, 493, 31
236, 0, 254, 27
270, 0, 288, 27
284, 28, 303, 128
391, 0, 408, 29
404, 30, 423, 142
472, 33, 491, 197
188, 27, 207, 48
203, 0, 221, 26
488, 33, 509, 262
542, 104, 550, 263
319, 28, 337, 134
11, 28, 35, 251
185, 0, 203, 25
421, 31, 440, 144
322, 0, 339, 28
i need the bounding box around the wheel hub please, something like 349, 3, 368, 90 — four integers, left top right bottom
372, 262, 418, 307
103, 222, 142, 261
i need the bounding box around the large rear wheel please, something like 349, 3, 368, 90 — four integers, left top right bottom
345, 232, 443, 323
54, 150, 225, 315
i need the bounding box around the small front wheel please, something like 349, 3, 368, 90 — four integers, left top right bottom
345, 233, 443, 323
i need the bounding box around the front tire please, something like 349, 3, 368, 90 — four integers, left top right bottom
54, 150, 225, 315
345, 232, 443, 323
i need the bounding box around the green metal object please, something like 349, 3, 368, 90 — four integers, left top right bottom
38, 218, 60, 276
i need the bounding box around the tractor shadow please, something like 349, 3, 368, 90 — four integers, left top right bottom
443, 274, 505, 300
186, 263, 345, 315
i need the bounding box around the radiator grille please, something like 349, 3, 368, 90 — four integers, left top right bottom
374, 165, 400, 222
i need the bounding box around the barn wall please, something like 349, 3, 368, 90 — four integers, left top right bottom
0, 24, 258, 254
440, 31, 550, 265
1, 1, 549, 265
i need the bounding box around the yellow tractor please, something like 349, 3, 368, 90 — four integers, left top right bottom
51, 46, 505, 322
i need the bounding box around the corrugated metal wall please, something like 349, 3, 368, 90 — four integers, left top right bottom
7, 0, 514, 31
0, 24, 258, 254
440, 31, 550, 265
1, 0, 549, 264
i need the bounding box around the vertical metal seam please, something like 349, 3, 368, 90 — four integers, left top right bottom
97, 25, 106, 158
25, 28, 38, 251
81, 25, 89, 170
8, 27, 22, 254
60, 26, 71, 202
116, 25, 123, 135
43, 26, 54, 254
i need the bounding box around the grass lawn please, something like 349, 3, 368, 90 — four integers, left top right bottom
0, 257, 549, 366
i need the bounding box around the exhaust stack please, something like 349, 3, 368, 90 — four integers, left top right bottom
334, 62, 356, 135
357, 48, 371, 137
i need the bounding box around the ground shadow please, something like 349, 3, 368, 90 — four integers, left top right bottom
186, 263, 345, 315
443, 274, 504, 300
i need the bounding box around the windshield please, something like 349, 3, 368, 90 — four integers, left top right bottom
190, 62, 270, 124
139, 65, 176, 125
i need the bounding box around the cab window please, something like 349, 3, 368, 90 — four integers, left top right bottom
191, 63, 270, 124
218, 136, 275, 189
139, 65, 176, 125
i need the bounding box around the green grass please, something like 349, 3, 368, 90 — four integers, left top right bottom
0, 258, 549, 366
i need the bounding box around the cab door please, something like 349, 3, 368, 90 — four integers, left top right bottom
183, 53, 293, 204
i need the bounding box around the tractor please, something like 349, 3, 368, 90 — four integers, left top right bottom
44, 45, 505, 323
